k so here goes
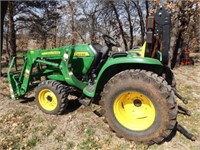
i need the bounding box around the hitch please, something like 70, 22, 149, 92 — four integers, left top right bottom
174, 89, 191, 115
178, 105, 191, 116
174, 90, 188, 104
177, 122, 196, 141
174, 90, 196, 141
173, 89, 196, 141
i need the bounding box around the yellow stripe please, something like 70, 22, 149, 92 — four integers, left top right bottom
141, 42, 146, 57
42, 51, 61, 55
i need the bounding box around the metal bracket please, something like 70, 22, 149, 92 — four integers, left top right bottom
174, 90, 188, 104
177, 122, 196, 141
78, 95, 93, 107
178, 105, 191, 116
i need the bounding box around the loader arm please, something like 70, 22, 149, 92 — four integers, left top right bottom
7, 46, 87, 100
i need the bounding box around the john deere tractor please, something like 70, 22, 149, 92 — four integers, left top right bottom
7, 7, 194, 144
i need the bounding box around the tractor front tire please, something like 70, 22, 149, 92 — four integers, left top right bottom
100, 69, 177, 144
35, 80, 68, 115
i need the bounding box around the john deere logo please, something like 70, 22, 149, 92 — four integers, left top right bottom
74, 52, 90, 57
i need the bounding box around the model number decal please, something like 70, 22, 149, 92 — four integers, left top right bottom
74, 52, 90, 57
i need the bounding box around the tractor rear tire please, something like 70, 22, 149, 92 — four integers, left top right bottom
100, 69, 177, 144
35, 80, 68, 115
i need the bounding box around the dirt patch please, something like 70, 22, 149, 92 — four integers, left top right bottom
0, 63, 200, 150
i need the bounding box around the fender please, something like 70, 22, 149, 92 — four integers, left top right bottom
83, 55, 163, 97
99, 55, 163, 74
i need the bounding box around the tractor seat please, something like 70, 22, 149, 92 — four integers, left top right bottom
86, 43, 103, 76
88, 43, 110, 76
91, 43, 103, 54
90, 43, 103, 63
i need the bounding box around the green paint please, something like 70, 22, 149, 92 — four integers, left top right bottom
83, 54, 163, 97
7, 43, 164, 99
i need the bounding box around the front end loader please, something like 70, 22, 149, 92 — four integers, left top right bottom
7, 6, 195, 144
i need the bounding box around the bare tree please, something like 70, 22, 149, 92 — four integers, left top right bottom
66, 0, 76, 45
123, 1, 134, 49
131, 1, 145, 45
15, 1, 61, 49
166, 1, 198, 68
109, 1, 128, 50
2, 0, 199, 62
79, 0, 102, 42
0, 1, 8, 75
145, 0, 149, 19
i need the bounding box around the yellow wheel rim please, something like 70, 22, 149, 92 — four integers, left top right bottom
38, 89, 58, 111
113, 91, 156, 131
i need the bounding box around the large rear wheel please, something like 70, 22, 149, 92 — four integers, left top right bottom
100, 69, 177, 144
35, 80, 68, 115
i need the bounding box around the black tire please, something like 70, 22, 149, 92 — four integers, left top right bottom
35, 80, 68, 115
100, 69, 177, 144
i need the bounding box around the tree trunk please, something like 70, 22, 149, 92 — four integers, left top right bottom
1, 1, 8, 75
145, 0, 149, 19
67, 0, 75, 45
110, 2, 128, 51
53, 26, 57, 48
8, 1, 16, 60
132, 1, 145, 44
6, 26, 10, 59
124, 2, 133, 49
90, 15, 96, 42
169, 0, 193, 68
42, 35, 47, 49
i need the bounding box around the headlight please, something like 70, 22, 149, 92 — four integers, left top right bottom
63, 53, 69, 61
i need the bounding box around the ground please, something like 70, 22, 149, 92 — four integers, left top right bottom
0, 58, 200, 150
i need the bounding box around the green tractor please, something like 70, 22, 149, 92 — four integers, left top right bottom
7, 7, 194, 144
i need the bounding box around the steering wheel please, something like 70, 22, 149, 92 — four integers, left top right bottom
102, 34, 120, 47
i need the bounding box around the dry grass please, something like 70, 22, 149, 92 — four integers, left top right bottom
0, 60, 199, 149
